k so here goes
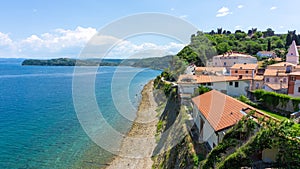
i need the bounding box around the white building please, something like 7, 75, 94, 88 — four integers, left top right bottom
211, 52, 257, 72
262, 69, 288, 93
286, 40, 299, 65
191, 90, 249, 148
177, 74, 251, 102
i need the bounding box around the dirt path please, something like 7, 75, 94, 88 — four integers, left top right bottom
106, 80, 158, 169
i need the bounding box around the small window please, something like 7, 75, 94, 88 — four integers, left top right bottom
207, 82, 212, 86
235, 70, 238, 73
266, 78, 270, 82
215, 62, 217, 65
224, 62, 226, 66
283, 78, 286, 83
235, 82, 239, 87
291, 76, 296, 81
245, 70, 249, 74
229, 82, 233, 86
234, 62, 236, 64
298, 87, 300, 93
291, 53, 293, 55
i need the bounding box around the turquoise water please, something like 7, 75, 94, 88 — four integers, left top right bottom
0, 59, 161, 169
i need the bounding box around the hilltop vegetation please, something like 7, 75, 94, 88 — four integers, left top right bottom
21, 55, 174, 70
176, 28, 300, 64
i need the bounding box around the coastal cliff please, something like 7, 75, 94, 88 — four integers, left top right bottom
151, 78, 204, 169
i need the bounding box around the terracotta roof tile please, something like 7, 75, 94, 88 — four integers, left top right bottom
192, 90, 252, 131
214, 53, 256, 58
254, 75, 264, 81
195, 67, 225, 72
231, 63, 258, 70
288, 72, 300, 76
265, 83, 288, 90
267, 62, 296, 67
264, 69, 287, 77
178, 75, 252, 84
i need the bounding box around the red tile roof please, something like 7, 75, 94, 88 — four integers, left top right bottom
267, 62, 296, 68
231, 63, 258, 70
254, 75, 264, 81
195, 67, 225, 72
288, 72, 300, 76
263, 69, 287, 77
178, 75, 252, 84
214, 52, 255, 59
192, 90, 251, 131
265, 83, 288, 90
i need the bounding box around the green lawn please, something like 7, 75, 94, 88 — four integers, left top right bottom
258, 109, 289, 121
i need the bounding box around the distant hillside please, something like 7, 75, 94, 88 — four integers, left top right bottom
21, 55, 174, 70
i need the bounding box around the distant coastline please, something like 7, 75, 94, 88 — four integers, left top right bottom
21, 55, 174, 70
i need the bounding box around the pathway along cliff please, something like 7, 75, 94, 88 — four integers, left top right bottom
106, 80, 158, 169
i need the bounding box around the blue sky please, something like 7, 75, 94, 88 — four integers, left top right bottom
0, 0, 299, 58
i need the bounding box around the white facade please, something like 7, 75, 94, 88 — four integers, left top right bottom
178, 80, 250, 99
192, 105, 225, 148
286, 40, 299, 65
195, 80, 250, 97
212, 53, 257, 71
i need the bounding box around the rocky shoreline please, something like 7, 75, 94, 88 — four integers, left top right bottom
106, 80, 158, 169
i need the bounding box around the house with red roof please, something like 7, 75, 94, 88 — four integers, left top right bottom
191, 90, 252, 148
177, 74, 251, 105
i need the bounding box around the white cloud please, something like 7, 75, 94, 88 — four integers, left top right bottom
0, 27, 185, 58
0, 32, 13, 46
270, 6, 277, 10
19, 26, 97, 52
170, 8, 175, 11
216, 7, 232, 17
106, 41, 185, 59
237, 5, 244, 9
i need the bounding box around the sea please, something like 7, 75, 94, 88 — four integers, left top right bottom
0, 58, 161, 169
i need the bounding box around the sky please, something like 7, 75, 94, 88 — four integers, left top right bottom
0, 0, 299, 58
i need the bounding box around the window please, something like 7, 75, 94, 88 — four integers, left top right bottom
245, 70, 249, 74
215, 62, 217, 66
256, 83, 259, 89
235, 70, 238, 73
224, 62, 226, 66
266, 78, 270, 82
235, 82, 239, 87
207, 82, 212, 86
291, 76, 296, 81
229, 82, 233, 86
283, 78, 286, 83
298, 87, 300, 93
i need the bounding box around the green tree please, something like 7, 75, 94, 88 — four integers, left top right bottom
216, 42, 231, 54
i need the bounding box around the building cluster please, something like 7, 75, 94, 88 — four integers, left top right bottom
179, 40, 300, 101
176, 40, 300, 162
